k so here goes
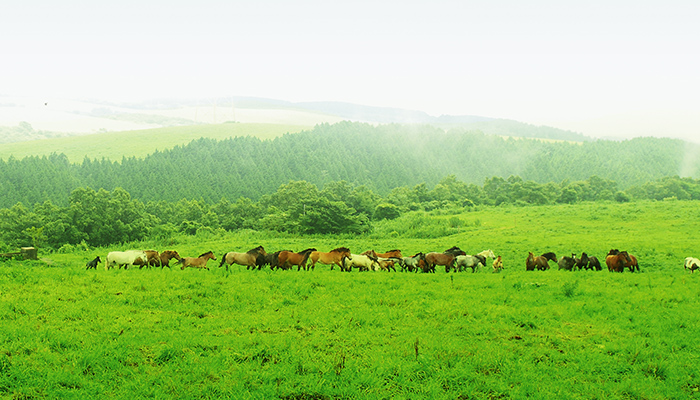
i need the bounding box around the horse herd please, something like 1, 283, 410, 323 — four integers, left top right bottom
83, 246, 700, 274
86, 246, 502, 273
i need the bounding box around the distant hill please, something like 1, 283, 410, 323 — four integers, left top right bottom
0, 96, 591, 145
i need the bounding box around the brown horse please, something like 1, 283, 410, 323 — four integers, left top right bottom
424, 247, 466, 273
180, 251, 216, 270
526, 252, 557, 271
159, 250, 182, 268
278, 248, 317, 271
219, 246, 267, 271
133, 250, 161, 268
606, 249, 633, 272
624, 253, 639, 272
309, 247, 351, 270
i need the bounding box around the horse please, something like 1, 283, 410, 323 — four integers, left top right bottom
525, 252, 557, 271
425, 247, 466, 273
376, 257, 398, 272
376, 249, 403, 258
624, 252, 639, 272
180, 251, 216, 270
262, 251, 287, 270
588, 256, 602, 271
477, 249, 496, 260
85, 256, 101, 270
219, 246, 267, 271
573, 252, 590, 270
105, 250, 148, 270
133, 250, 161, 268
399, 252, 426, 272
159, 250, 182, 268
454, 254, 486, 273
278, 248, 317, 271
684, 257, 700, 273
492, 255, 503, 272
558, 255, 576, 271
605, 249, 631, 273
343, 253, 379, 272
309, 247, 352, 271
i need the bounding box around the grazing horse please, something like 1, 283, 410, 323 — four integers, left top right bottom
588, 256, 602, 271
159, 250, 182, 268
343, 253, 379, 272
525, 252, 557, 271
86, 256, 101, 270
605, 249, 631, 273
180, 251, 216, 270
454, 254, 486, 273
278, 248, 317, 271
105, 250, 148, 270
425, 247, 466, 273
623, 252, 639, 272
684, 257, 700, 273
309, 247, 352, 271
492, 255, 503, 272
219, 246, 267, 271
558, 255, 576, 271
399, 253, 427, 272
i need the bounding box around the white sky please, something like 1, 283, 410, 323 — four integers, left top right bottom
2, 0, 699, 141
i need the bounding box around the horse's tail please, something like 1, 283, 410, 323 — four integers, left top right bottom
218, 252, 228, 268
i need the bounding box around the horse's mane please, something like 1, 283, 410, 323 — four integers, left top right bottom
198, 251, 213, 258
410, 252, 425, 258
298, 248, 317, 255
384, 249, 400, 253
541, 252, 557, 261
331, 247, 350, 253
247, 246, 264, 254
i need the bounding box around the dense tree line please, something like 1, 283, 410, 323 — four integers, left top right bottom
1, 122, 698, 209
2, 174, 700, 251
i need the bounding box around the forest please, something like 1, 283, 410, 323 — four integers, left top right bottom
1, 121, 698, 209
2, 121, 700, 250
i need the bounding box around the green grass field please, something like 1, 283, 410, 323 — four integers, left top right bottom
0, 123, 310, 163
2, 201, 700, 399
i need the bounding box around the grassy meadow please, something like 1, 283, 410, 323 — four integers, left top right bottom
2, 200, 700, 399
0, 123, 309, 163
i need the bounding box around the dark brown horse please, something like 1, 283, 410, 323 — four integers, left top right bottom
219, 246, 267, 271
605, 249, 631, 273
278, 248, 317, 271
309, 247, 351, 270
180, 251, 216, 270
159, 250, 182, 268
425, 247, 466, 273
526, 252, 557, 271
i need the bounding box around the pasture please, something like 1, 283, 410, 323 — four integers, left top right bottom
0, 123, 309, 163
2, 200, 700, 399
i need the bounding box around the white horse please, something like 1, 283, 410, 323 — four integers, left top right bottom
343, 254, 379, 272
684, 257, 700, 273
105, 250, 148, 270
454, 254, 486, 272
477, 249, 496, 259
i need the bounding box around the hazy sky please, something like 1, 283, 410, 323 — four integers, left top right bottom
2, 0, 699, 141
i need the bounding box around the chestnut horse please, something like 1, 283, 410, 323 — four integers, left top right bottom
605, 249, 631, 273
309, 247, 351, 271
219, 246, 267, 271
180, 251, 216, 270
526, 252, 557, 271
278, 248, 317, 271
425, 246, 466, 273
492, 255, 503, 272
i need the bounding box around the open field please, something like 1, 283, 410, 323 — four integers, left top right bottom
0, 123, 310, 163
2, 201, 700, 398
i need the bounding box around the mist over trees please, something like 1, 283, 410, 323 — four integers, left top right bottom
1, 122, 698, 209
